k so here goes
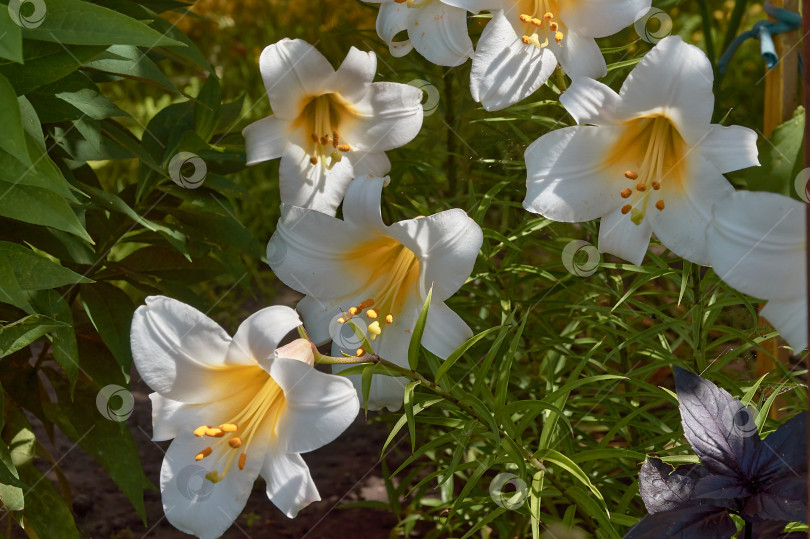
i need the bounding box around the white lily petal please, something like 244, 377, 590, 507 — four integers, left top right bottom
268, 205, 371, 300
334, 47, 377, 103
647, 157, 734, 265
410, 2, 474, 66
346, 82, 424, 152
707, 190, 805, 300
553, 30, 606, 79
160, 431, 266, 539
761, 298, 808, 352
277, 144, 390, 216
131, 296, 248, 404
260, 39, 335, 120
268, 357, 359, 454
377, 2, 414, 58
559, 77, 621, 125
699, 124, 760, 173
422, 301, 473, 358
388, 209, 483, 302
470, 9, 557, 111
524, 126, 625, 221
149, 388, 256, 442
561, 0, 650, 37
296, 296, 343, 346
443, 0, 503, 12
342, 174, 388, 232
617, 36, 714, 144
262, 451, 320, 518
243, 116, 289, 166
598, 204, 652, 266
225, 306, 302, 366
277, 144, 357, 217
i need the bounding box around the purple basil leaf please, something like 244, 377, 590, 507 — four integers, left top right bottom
673, 367, 760, 477
693, 474, 749, 499
623, 505, 736, 539
752, 520, 790, 538
639, 457, 707, 513
751, 413, 807, 482
744, 475, 807, 524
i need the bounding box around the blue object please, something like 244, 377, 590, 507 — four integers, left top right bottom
717, 1, 801, 74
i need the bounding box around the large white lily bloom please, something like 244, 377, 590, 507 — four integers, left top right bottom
242, 39, 424, 216
524, 36, 759, 266
131, 297, 359, 539
369, 0, 474, 66
268, 175, 483, 411
457, 0, 650, 110
707, 191, 807, 351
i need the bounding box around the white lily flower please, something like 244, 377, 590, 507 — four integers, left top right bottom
131, 297, 359, 539
370, 0, 474, 66
707, 191, 807, 351
456, 0, 650, 110
524, 36, 759, 265
242, 39, 424, 216
268, 174, 483, 411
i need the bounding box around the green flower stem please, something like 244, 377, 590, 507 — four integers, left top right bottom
315, 351, 546, 474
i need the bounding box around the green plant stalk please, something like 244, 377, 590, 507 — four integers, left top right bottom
697, 0, 716, 68
715, 0, 750, 88
316, 351, 547, 473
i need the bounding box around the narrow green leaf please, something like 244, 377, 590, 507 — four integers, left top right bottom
404, 381, 420, 452
408, 286, 433, 371
0, 6, 22, 62
361, 364, 373, 418
195, 74, 222, 140
18, 465, 79, 538
435, 325, 502, 383
83, 44, 178, 92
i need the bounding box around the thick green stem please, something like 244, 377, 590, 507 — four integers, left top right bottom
697, 0, 716, 68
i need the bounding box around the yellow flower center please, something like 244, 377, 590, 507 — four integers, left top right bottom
336, 237, 421, 349
518, 0, 565, 49
606, 115, 689, 225
292, 93, 357, 169
192, 372, 286, 483
394, 0, 433, 7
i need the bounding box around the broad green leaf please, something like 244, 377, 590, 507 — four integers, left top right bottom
0, 180, 92, 241
0, 262, 33, 312
195, 74, 221, 140
51, 72, 126, 120
22, 0, 184, 47
18, 465, 79, 538
744, 107, 803, 196
43, 374, 150, 523
0, 441, 24, 511
80, 284, 134, 373
30, 290, 79, 392
564, 486, 619, 539
0, 6, 22, 63
0, 42, 107, 95
408, 286, 432, 371
0, 314, 68, 358
0, 73, 30, 165
0, 241, 92, 290
83, 44, 178, 92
